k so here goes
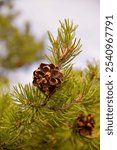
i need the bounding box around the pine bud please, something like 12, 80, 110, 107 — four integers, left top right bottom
33, 63, 63, 95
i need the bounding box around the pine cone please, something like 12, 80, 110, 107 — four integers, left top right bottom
76, 114, 95, 136
33, 63, 63, 95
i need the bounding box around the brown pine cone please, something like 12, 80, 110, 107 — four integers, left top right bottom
33, 63, 63, 95
76, 114, 95, 136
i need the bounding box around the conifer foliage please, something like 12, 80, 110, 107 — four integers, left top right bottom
0, 19, 100, 150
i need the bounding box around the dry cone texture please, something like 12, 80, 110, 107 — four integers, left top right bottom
33, 63, 63, 95
76, 114, 95, 136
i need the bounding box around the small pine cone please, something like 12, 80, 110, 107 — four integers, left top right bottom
76, 114, 95, 136
33, 63, 63, 95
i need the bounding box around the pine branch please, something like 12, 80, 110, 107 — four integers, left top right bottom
0, 67, 99, 149
0, 18, 99, 150
46, 19, 82, 77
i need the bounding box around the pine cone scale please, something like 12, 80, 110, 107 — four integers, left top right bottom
75, 114, 95, 136
33, 63, 63, 95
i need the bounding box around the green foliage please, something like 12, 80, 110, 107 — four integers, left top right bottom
0, 75, 9, 87
46, 19, 82, 81
0, 18, 99, 150
0, 93, 13, 148
0, 65, 100, 150
46, 19, 82, 69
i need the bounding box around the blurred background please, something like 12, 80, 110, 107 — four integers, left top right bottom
0, 0, 99, 88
